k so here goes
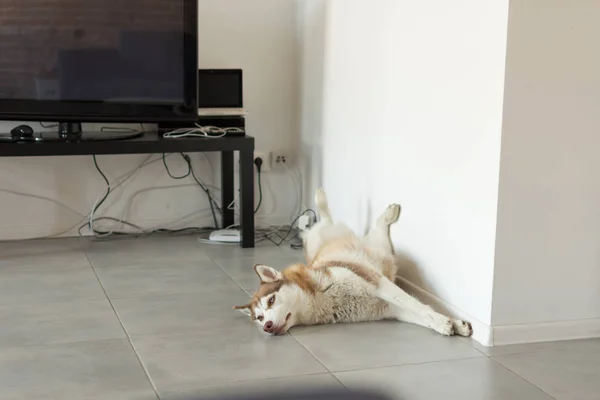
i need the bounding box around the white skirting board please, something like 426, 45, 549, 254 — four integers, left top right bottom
397, 277, 600, 347
492, 318, 600, 346
396, 277, 493, 346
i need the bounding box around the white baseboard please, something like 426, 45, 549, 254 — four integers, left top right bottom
492, 318, 600, 346
396, 277, 493, 347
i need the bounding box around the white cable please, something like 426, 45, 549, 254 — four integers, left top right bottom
88, 155, 156, 237
144, 207, 215, 231
117, 182, 222, 229
92, 206, 216, 234
283, 163, 301, 217
162, 124, 243, 139
0, 188, 86, 218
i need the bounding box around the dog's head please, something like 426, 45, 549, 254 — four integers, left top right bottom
234, 264, 305, 336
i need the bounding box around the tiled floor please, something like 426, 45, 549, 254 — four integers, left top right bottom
0, 236, 599, 400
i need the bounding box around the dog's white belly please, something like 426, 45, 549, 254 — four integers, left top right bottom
309, 267, 392, 324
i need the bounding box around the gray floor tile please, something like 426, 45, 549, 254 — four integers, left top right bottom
132, 329, 327, 391
95, 260, 239, 299
202, 241, 291, 261
461, 336, 600, 356
336, 357, 554, 400
214, 254, 306, 293
112, 288, 253, 336
0, 339, 157, 400
0, 299, 125, 348
0, 267, 106, 306
494, 346, 600, 400
80, 235, 212, 267
161, 373, 343, 400
214, 253, 305, 277
0, 238, 90, 271
291, 321, 484, 372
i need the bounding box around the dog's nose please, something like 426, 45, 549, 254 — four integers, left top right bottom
264, 321, 274, 332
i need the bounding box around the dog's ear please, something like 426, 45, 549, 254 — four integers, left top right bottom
233, 304, 253, 317
254, 264, 282, 283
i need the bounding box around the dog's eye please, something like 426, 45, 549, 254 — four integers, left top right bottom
257, 316, 264, 321
268, 295, 275, 305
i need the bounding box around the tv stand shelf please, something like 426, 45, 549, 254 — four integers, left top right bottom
0, 131, 255, 248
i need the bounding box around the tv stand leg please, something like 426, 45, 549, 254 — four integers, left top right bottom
221, 151, 235, 228
239, 146, 255, 248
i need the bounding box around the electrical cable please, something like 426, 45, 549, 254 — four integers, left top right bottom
85, 154, 160, 236
162, 124, 244, 139
4, 150, 306, 245
162, 153, 191, 179
254, 157, 264, 214
256, 209, 316, 247
88, 154, 112, 235
179, 153, 221, 228
0, 188, 86, 218
255, 169, 263, 214
85, 153, 222, 237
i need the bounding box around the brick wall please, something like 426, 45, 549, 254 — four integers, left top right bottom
0, 0, 183, 99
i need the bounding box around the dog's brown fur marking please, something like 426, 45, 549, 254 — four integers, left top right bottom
282, 263, 317, 294
254, 280, 284, 302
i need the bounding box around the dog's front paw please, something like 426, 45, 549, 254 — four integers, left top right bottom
429, 315, 454, 336
453, 320, 473, 337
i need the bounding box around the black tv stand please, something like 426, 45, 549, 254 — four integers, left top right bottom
0, 131, 256, 248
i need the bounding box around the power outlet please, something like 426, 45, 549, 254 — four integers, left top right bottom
253, 151, 270, 172
272, 149, 293, 168
235, 151, 271, 172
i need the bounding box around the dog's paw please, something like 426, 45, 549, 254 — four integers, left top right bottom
381, 204, 401, 225
453, 320, 473, 337
429, 315, 454, 336
315, 188, 328, 209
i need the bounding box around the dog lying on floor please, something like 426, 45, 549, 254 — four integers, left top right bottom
234, 188, 473, 338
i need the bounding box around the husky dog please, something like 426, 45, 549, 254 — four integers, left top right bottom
234, 188, 472, 337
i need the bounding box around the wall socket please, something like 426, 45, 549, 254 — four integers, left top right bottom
236, 150, 293, 172
271, 149, 293, 168
254, 151, 271, 172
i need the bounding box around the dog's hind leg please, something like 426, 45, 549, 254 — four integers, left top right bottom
363, 204, 401, 255
315, 187, 333, 223
303, 188, 335, 263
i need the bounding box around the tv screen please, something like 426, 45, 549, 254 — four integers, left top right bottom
0, 0, 197, 122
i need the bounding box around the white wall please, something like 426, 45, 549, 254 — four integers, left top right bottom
296, 0, 327, 208
0, 0, 300, 240
308, 0, 509, 343
492, 0, 600, 340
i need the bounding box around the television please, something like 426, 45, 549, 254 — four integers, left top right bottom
0, 0, 198, 141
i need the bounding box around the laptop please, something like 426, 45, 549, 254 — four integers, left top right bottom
197, 69, 247, 117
